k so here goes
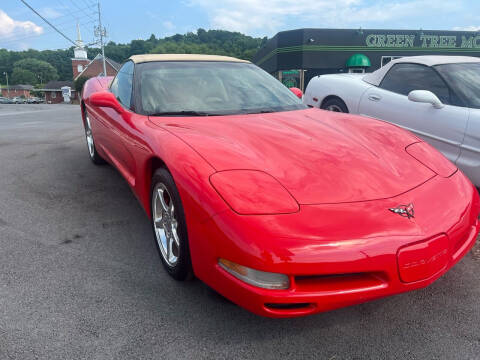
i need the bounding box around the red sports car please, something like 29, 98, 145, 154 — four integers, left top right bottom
81, 54, 480, 318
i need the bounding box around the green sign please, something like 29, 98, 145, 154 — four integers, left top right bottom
281, 70, 300, 75
366, 34, 480, 49
281, 70, 300, 88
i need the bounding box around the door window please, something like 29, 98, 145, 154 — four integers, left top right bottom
110, 61, 134, 109
380, 63, 451, 104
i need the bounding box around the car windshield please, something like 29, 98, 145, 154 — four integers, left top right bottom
137, 61, 306, 116
435, 62, 480, 109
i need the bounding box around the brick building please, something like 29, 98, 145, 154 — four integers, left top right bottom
73, 53, 120, 81
0, 84, 34, 99
43, 81, 76, 104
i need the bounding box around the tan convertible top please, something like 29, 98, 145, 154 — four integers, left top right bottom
129, 54, 250, 64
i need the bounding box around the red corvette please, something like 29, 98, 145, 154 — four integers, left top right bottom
81, 54, 479, 318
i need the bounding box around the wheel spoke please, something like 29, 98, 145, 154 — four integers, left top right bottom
153, 197, 162, 225
167, 234, 172, 261
172, 228, 180, 247
158, 188, 169, 212
154, 217, 163, 228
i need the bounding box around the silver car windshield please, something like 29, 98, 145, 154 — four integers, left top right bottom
435, 63, 480, 109
136, 61, 306, 116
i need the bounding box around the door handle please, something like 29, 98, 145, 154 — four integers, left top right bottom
368, 94, 381, 101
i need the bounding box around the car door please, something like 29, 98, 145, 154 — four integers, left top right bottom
101, 60, 137, 183
456, 109, 480, 184
358, 63, 468, 163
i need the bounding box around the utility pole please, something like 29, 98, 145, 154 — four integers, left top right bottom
3, 72, 9, 97
95, 1, 107, 77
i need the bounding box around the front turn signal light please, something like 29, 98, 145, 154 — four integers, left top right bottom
218, 258, 290, 290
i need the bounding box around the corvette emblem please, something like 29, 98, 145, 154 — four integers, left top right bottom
389, 203, 415, 219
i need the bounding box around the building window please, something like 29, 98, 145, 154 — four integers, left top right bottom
51, 92, 56, 99
77, 64, 83, 73
381, 56, 402, 67
348, 68, 366, 74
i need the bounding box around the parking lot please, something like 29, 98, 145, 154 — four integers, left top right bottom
0, 104, 479, 359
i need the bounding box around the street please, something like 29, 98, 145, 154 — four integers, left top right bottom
0, 104, 479, 359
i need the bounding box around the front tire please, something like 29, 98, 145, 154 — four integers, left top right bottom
151, 168, 193, 280
84, 110, 106, 165
321, 97, 349, 113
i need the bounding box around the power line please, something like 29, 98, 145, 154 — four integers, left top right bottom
0, 19, 97, 46
38, 3, 97, 22
79, 0, 98, 10
0, 18, 96, 42
0, 14, 95, 43
57, 0, 97, 24
8, 1, 104, 54
57, 0, 100, 46
67, 0, 97, 22
44, 9, 98, 24
19, 0, 77, 47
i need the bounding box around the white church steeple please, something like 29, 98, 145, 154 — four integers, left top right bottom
74, 23, 88, 60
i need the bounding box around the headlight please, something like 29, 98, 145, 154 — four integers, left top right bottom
210, 170, 299, 215
406, 141, 457, 177
218, 258, 290, 290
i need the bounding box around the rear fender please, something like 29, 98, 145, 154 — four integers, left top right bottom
304, 75, 372, 113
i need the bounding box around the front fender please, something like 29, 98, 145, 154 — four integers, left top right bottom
139, 120, 229, 222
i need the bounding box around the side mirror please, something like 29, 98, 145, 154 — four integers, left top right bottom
408, 90, 444, 109
89, 91, 124, 113
289, 87, 303, 99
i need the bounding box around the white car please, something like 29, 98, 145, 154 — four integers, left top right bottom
304, 56, 480, 186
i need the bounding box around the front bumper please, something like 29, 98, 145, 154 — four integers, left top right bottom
212, 220, 478, 317
188, 172, 480, 318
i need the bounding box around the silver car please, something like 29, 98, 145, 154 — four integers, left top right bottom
304, 56, 480, 186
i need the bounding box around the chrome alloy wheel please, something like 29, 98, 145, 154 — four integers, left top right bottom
85, 115, 95, 158
326, 104, 344, 112
152, 183, 180, 267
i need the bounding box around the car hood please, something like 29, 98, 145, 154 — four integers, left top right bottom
149, 108, 435, 204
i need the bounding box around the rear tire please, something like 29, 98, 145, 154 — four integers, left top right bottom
151, 168, 193, 281
321, 97, 349, 113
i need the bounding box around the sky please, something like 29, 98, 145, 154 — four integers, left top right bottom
0, 0, 479, 51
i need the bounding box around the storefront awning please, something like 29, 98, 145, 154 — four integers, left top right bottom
346, 54, 371, 68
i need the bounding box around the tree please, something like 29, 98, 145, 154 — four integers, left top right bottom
74, 76, 91, 94
12, 58, 58, 84
149, 29, 265, 60
11, 68, 37, 85
1, 29, 268, 82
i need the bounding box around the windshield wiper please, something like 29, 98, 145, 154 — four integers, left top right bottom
243, 109, 277, 114
149, 111, 216, 117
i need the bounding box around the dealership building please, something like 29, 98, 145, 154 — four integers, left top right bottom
253, 28, 480, 90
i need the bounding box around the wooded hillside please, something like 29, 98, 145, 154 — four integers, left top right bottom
0, 29, 267, 84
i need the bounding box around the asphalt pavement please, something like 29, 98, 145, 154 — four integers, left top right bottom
0, 104, 479, 360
